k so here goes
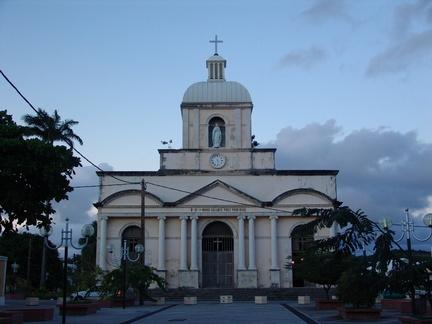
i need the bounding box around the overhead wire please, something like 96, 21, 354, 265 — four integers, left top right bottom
0, 69, 138, 185
2, 70, 296, 215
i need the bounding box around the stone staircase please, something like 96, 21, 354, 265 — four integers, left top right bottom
148, 287, 334, 301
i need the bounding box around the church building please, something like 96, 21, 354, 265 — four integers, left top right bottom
95, 38, 339, 289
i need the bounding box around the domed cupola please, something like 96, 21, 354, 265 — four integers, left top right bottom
182, 36, 252, 104
159, 36, 275, 171
179, 36, 254, 151
206, 54, 226, 82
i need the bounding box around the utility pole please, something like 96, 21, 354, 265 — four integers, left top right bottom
140, 179, 146, 265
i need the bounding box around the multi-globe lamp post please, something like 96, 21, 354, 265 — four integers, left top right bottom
107, 239, 144, 309
40, 218, 94, 324
379, 209, 432, 315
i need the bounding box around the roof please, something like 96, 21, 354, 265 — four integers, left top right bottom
182, 81, 252, 103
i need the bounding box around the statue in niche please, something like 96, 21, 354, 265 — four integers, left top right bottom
212, 123, 222, 148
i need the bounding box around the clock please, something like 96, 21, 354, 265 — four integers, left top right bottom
210, 153, 226, 168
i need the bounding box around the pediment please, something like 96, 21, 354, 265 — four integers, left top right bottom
100, 190, 163, 207
273, 189, 334, 206
174, 180, 261, 207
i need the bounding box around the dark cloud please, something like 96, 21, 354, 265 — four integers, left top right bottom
267, 120, 432, 249
279, 46, 327, 69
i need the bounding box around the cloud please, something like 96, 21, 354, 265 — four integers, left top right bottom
367, 1, 432, 76
302, 0, 350, 24
279, 46, 327, 69
267, 120, 432, 249
366, 29, 432, 76
33, 163, 113, 251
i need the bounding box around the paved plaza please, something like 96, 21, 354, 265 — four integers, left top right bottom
1, 299, 409, 324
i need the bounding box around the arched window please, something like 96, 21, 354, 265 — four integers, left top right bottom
208, 117, 225, 148
291, 228, 314, 287
122, 226, 142, 264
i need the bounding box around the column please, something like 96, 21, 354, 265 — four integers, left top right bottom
157, 216, 166, 271
270, 214, 279, 269
190, 215, 198, 270
99, 216, 108, 270
248, 216, 256, 270
180, 216, 188, 270
237, 215, 246, 270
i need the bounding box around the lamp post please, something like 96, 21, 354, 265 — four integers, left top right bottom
379, 209, 432, 316
107, 239, 143, 309
11, 262, 19, 294
40, 218, 94, 324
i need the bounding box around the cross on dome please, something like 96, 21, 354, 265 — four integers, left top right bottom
209, 35, 223, 55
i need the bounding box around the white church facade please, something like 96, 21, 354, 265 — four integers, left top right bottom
95, 40, 339, 289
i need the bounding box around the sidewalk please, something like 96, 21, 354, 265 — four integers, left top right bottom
1, 299, 405, 324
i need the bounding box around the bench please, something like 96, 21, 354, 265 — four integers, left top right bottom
255, 296, 267, 304
298, 296, 311, 304
6, 309, 53, 322
58, 303, 98, 316
0, 310, 23, 324
220, 295, 233, 304
184, 297, 197, 305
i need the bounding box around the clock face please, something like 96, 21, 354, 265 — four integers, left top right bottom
210, 154, 226, 168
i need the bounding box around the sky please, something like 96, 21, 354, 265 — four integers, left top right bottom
1, 0, 432, 253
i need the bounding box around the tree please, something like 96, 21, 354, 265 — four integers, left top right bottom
99, 265, 167, 304
0, 110, 81, 232
127, 264, 168, 305
291, 206, 432, 312
22, 108, 83, 147
0, 232, 63, 292
21, 108, 83, 289
287, 251, 358, 299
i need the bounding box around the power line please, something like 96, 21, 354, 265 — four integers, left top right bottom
146, 181, 294, 215
2, 70, 294, 215
0, 69, 137, 185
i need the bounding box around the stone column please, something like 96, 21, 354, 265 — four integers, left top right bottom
190, 215, 198, 270
157, 216, 166, 271
270, 214, 279, 269
237, 215, 246, 270
180, 216, 188, 270
248, 216, 256, 270
99, 216, 108, 271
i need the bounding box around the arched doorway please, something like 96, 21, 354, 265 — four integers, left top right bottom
291, 228, 314, 287
202, 221, 234, 287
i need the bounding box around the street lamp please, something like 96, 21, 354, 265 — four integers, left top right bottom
107, 239, 143, 309
11, 262, 19, 294
379, 209, 432, 315
40, 218, 94, 324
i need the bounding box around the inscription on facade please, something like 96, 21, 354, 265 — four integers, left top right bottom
191, 208, 247, 212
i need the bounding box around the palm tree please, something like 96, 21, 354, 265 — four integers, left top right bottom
22, 108, 83, 147
22, 108, 83, 288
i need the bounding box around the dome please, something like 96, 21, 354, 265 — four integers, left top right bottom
182, 81, 252, 103
207, 54, 225, 61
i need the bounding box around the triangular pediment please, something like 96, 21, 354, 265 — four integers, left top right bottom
174, 180, 261, 207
